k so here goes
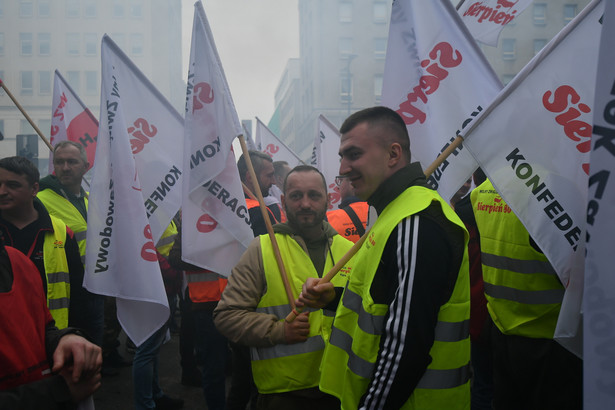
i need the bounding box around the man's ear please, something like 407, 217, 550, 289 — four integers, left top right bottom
388, 142, 403, 168
32, 182, 40, 196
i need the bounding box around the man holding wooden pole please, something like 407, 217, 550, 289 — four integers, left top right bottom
213, 165, 353, 410
297, 106, 472, 409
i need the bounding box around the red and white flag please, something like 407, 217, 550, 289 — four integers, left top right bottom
458, 0, 534, 47
85, 34, 186, 346
462, 0, 604, 355
255, 117, 303, 167
584, 0, 615, 407
311, 115, 342, 209
382, 0, 502, 201
49, 70, 98, 173
182, 1, 253, 275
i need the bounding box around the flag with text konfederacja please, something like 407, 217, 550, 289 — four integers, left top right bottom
458, 0, 534, 47
462, 0, 604, 356
255, 117, 303, 167
311, 115, 342, 209
382, 0, 502, 202
49, 70, 98, 173
583, 0, 615, 407
182, 1, 253, 275
85, 34, 180, 346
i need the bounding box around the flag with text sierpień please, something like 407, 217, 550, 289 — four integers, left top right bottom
458, 0, 534, 47
462, 0, 604, 356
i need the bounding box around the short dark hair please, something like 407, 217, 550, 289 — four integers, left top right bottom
53, 140, 88, 165
283, 165, 327, 194
237, 150, 273, 183
273, 161, 290, 179
340, 106, 411, 161
0, 156, 40, 186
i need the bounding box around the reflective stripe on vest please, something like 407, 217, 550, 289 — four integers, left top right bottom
38, 189, 88, 260
253, 232, 353, 394
43, 216, 71, 329
156, 221, 178, 258
320, 186, 471, 410
471, 180, 563, 338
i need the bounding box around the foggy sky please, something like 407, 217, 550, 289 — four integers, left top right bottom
181, 0, 300, 127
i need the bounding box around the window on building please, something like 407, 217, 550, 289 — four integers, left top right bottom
39, 119, 51, 137
373, 2, 387, 23
0, 33, 4, 56
39, 71, 51, 94
84, 0, 96, 17
20, 0, 34, 17
20, 33, 33, 56
533, 3, 547, 26
130, 0, 143, 18
67, 33, 80, 55
502, 74, 515, 85
85, 33, 97, 55
339, 37, 353, 56
86, 71, 97, 95
340, 74, 353, 103
38, 33, 51, 55
0, 120, 4, 141
21, 71, 34, 95
374, 37, 387, 59
339, 2, 352, 23
38, 0, 50, 17
374, 74, 383, 104
112, 33, 126, 51
564, 4, 577, 23
113, 0, 125, 18
533, 39, 547, 56
66, 0, 79, 17
131, 33, 143, 55
67, 71, 80, 93
20, 119, 35, 134
502, 38, 516, 60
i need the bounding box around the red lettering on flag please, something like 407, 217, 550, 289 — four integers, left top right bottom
128, 118, 158, 155
543, 85, 592, 174
141, 225, 158, 261
264, 144, 279, 157
193, 82, 214, 112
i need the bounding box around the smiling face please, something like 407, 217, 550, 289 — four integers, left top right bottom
0, 168, 38, 213
282, 170, 329, 232
338, 122, 402, 200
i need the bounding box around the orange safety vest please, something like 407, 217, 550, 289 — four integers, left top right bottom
245, 198, 286, 224
326, 201, 368, 243
185, 269, 228, 303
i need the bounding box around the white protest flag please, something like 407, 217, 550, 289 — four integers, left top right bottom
49, 70, 98, 173
458, 0, 534, 47
312, 115, 342, 209
182, 1, 253, 275
382, 0, 502, 201
255, 117, 303, 167
584, 1, 615, 407
85, 35, 180, 346
462, 0, 604, 355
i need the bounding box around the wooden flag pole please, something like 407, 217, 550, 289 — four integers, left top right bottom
238, 135, 297, 314
0, 78, 53, 151
423, 135, 465, 178
285, 229, 369, 322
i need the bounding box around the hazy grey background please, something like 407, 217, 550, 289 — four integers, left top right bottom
181, 0, 300, 124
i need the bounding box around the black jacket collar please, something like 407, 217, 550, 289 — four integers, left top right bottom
367, 163, 431, 215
